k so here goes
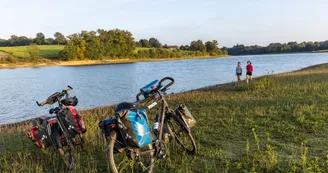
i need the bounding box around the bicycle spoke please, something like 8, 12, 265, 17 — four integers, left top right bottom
109, 131, 155, 173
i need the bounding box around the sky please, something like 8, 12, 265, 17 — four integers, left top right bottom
1, 0, 328, 47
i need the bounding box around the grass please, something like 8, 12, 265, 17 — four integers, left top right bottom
313, 49, 328, 53
1, 63, 328, 172
0, 45, 64, 58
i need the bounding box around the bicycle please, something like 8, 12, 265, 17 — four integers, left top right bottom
29, 86, 84, 169
99, 77, 197, 173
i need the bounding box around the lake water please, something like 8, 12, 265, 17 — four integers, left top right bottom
0, 53, 327, 124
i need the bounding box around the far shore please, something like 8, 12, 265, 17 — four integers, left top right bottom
0, 55, 228, 69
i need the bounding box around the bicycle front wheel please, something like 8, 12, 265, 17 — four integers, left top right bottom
167, 113, 197, 155
58, 147, 74, 169
108, 130, 155, 173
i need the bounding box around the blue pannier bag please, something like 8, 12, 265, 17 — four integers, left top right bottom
116, 109, 153, 148
140, 80, 159, 99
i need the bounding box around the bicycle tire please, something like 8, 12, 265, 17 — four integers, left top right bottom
59, 147, 74, 169
167, 113, 197, 155
108, 130, 155, 173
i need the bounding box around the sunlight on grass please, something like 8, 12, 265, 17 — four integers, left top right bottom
0, 45, 64, 58
0, 63, 328, 172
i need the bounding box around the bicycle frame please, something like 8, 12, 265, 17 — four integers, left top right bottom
135, 90, 174, 158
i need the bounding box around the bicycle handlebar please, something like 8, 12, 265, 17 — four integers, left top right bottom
136, 77, 174, 102
159, 77, 174, 92
136, 91, 144, 102
36, 85, 73, 107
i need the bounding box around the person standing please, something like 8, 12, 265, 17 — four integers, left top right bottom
236, 62, 242, 84
246, 61, 253, 83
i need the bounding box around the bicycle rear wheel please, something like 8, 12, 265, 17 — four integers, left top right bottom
167, 113, 197, 155
108, 130, 155, 173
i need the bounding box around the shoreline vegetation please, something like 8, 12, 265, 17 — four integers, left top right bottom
0, 54, 227, 69
1, 63, 328, 172
0, 29, 228, 69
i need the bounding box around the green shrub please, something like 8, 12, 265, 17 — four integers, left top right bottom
7, 55, 17, 63
27, 44, 39, 59
149, 49, 158, 58
209, 52, 218, 56
233, 83, 250, 91
251, 77, 276, 90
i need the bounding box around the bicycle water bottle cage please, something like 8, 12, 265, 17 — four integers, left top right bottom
140, 80, 160, 99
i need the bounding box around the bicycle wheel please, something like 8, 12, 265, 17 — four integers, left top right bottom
167, 113, 197, 155
58, 147, 74, 169
108, 130, 155, 173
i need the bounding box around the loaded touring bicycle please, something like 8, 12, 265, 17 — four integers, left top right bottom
26, 86, 86, 169
99, 77, 197, 173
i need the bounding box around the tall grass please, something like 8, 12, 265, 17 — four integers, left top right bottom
1, 64, 328, 172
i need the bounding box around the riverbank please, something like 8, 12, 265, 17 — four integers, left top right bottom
1, 63, 328, 172
0, 55, 227, 69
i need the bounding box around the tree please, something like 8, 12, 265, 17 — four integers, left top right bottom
149, 37, 162, 48
305, 41, 315, 51
54, 32, 66, 45
35, 32, 45, 45
139, 39, 151, 48
59, 34, 86, 60
180, 45, 190, 51
205, 40, 220, 53
135, 41, 141, 47
190, 40, 206, 52
287, 42, 298, 52
45, 38, 55, 45
82, 31, 102, 60
280, 44, 291, 53
108, 29, 135, 58
27, 43, 39, 61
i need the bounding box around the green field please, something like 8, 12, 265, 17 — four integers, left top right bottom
1, 64, 328, 172
0, 45, 64, 58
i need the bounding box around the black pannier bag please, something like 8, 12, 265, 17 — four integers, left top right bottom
27, 116, 55, 148
98, 117, 126, 153
57, 106, 86, 138
175, 104, 196, 129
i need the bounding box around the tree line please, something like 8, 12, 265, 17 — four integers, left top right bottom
0, 32, 67, 46
225, 41, 328, 55
59, 29, 226, 60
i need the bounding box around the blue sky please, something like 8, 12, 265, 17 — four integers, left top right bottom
1, 0, 327, 47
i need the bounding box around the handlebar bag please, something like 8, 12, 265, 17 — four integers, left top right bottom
140, 80, 159, 99
175, 104, 196, 129
116, 109, 152, 148
57, 106, 87, 138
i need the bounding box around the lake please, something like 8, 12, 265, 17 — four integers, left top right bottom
0, 53, 327, 124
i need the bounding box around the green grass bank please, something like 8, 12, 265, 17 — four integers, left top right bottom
1, 63, 328, 172
0, 45, 64, 58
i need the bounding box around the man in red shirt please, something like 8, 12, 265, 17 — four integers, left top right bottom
246, 61, 253, 83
